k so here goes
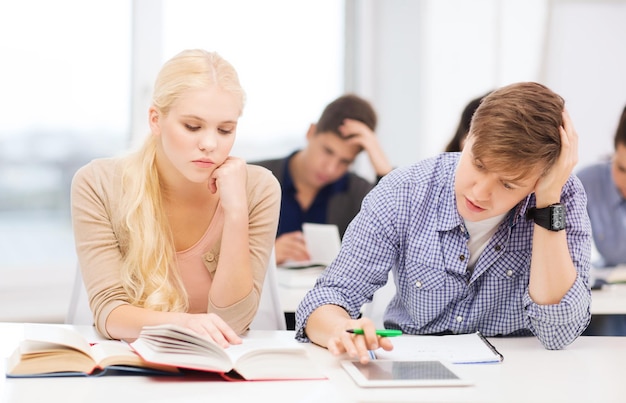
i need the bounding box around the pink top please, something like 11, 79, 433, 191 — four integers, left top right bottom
176, 204, 224, 313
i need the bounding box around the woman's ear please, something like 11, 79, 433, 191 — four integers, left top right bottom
148, 106, 161, 136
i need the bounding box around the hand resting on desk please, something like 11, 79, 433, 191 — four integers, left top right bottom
275, 231, 311, 265
307, 305, 394, 365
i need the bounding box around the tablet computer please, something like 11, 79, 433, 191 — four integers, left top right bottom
340, 360, 473, 388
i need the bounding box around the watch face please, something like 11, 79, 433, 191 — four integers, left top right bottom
550, 205, 565, 230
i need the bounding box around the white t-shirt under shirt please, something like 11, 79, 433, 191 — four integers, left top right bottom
464, 213, 507, 269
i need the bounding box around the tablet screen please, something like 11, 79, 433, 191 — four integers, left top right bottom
341, 360, 472, 387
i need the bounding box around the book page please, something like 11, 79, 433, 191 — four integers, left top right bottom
374, 332, 502, 364
6, 342, 97, 375
130, 324, 232, 372
90, 341, 180, 373
22, 323, 95, 360
231, 338, 325, 380
7, 324, 99, 376
130, 324, 326, 380
91, 340, 148, 368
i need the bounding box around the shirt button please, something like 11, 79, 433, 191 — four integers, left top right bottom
205, 253, 215, 262
506, 269, 513, 277
415, 280, 423, 288
456, 316, 463, 323
459, 255, 466, 261
494, 245, 502, 252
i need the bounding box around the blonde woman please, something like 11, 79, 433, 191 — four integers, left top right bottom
71, 49, 280, 346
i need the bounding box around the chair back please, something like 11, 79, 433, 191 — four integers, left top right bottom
65, 264, 93, 325
250, 248, 287, 330
67, 248, 286, 330
361, 271, 396, 328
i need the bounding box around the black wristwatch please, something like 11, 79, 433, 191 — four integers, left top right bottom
526, 203, 566, 231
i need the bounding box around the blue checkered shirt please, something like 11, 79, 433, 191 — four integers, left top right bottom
295, 153, 592, 350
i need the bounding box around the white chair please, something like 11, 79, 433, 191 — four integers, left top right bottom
66, 248, 287, 330
65, 263, 93, 325
250, 248, 287, 330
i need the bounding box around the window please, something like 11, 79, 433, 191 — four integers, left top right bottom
0, 0, 131, 321
0, 0, 343, 322
160, 0, 345, 161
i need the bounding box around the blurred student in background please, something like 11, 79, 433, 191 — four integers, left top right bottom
577, 105, 626, 267
253, 94, 392, 266
577, 105, 626, 336
71, 49, 280, 344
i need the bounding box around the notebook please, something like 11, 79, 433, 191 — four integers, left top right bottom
280, 223, 341, 269
374, 332, 503, 364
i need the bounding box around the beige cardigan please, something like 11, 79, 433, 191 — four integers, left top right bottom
70, 157, 280, 338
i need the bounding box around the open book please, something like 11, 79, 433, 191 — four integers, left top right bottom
280, 223, 341, 269
6, 324, 177, 377
374, 332, 503, 364
129, 324, 326, 381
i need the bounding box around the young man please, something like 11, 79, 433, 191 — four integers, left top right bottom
253, 94, 392, 265
295, 82, 592, 358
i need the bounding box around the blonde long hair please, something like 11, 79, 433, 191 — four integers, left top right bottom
119, 50, 245, 311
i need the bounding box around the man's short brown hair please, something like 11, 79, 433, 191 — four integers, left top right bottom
470, 82, 564, 181
316, 94, 377, 137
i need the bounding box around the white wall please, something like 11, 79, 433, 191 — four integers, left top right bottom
347, 0, 626, 174
541, 0, 626, 167
129, 0, 626, 173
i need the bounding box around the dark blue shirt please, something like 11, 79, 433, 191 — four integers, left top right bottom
277, 152, 349, 236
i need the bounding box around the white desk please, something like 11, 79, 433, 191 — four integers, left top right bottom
591, 284, 626, 315
276, 266, 325, 312
1, 323, 626, 403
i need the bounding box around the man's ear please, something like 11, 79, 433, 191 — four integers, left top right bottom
305, 123, 317, 141
148, 106, 161, 136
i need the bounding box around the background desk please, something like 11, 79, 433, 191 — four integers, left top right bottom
590, 284, 626, 315
2, 323, 626, 403
277, 266, 325, 313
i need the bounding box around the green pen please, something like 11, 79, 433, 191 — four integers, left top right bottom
346, 329, 403, 337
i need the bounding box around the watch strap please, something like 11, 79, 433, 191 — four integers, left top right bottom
526, 203, 566, 231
